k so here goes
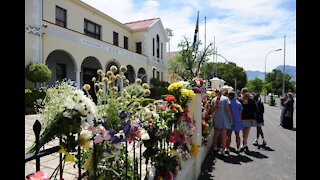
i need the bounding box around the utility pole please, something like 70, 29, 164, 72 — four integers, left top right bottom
282, 35, 286, 97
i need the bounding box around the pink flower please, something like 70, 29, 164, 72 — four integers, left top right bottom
94, 134, 104, 143
26, 170, 48, 180
97, 125, 106, 134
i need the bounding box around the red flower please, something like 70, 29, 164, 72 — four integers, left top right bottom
183, 107, 189, 114
168, 135, 175, 142
166, 95, 176, 102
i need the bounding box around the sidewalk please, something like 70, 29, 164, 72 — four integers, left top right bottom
25, 114, 78, 179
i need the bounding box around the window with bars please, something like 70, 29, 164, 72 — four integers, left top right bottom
113, 31, 119, 46
84, 19, 101, 40
136, 42, 142, 54
56, 6, 67, 28
124, 36, 128, 49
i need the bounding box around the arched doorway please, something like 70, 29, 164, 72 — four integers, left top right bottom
106, 60, 120, 74
137, 68, 147, 83
124, 65, 135, 84
46, 50, 77, 87
81, 56, 102, 103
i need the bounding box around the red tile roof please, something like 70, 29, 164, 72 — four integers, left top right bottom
125, 18, 159, 30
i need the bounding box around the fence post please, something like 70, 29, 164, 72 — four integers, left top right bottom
33, 120, 41, 172
187, 92, 202, 179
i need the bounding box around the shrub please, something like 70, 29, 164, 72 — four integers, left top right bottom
268, 95, 276, 106
150, 87, 169, 99
25, 88, 46, 107
150, 78, 170, 88
25, 62, 52, 84
141, 98, 155, 107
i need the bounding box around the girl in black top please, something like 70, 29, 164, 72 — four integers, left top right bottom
253, 94, 266, 146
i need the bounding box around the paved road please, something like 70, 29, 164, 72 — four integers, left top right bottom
198, 104, 296, 180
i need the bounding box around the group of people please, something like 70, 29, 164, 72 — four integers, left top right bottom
279, 93, 295, 129
208, 87, 266, 155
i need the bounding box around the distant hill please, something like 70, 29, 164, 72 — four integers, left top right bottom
276, 65, 296, 81
246, 65, 296, 81
246, 70, 264, 81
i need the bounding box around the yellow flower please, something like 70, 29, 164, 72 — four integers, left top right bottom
83, 84, 91, 91
170, 149, 178, 156
58, 145, 67, 154
168, 82, 184, 91
97, 69, 103, 75
65, 153, 76, 162
190, 142, 199, 157
78, 133, 91, 148
159, 176, 164, 180
102, 77, 108, 83
120, 65, 128, 72
110, 65, 118, 73
173, 104, 184, 113
181, 88, 196, 99
106, 71, 113, 76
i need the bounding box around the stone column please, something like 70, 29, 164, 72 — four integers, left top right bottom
188, 92, 202, 179
75, 69, 81, 89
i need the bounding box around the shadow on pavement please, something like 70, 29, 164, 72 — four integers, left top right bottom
198, 149, 216, 180
244, 150, 268, 159
217, 153, 253, 164
256, 145, 275, 151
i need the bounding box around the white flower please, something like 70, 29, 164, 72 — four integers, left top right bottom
80, 130, 93, 140
63, 111, 72, 118
86, 114, 95, 126
92, 77, 96, 82
64, 97, 76, 109
140, 129, 150, 140
153, 113, 159, 120
81, 121, 90, 129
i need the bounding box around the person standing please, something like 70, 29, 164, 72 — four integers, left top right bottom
281, 93, 294, 129
226, 90, 243, 154
252, 93, 266, 146
238, 88, 257, 152
279, 94, 288, 126
210, 89, 233, 155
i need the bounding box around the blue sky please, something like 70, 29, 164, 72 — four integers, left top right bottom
81, 0, 296, 72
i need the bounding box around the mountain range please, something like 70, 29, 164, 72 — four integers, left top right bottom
246, 65, 296, 81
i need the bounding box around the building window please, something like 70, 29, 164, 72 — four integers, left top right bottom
161, 43, 163, 59
156, 35, 160, 58
136, 42, 142, 54
56, 63, 66, 81
84, 19, 101, 40
153, 38, 155, 56
156, 71, 160, 80
56, 6, 67, 28
161, 72, 163, 81
124, 36, 128, 49
113, 31, 119, 46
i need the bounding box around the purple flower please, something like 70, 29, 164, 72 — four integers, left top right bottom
108, 130, 117, 136
121, 121, 132, 136
119, 111, 127, 119
111, 136, 121, 144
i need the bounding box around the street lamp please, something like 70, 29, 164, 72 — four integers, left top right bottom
264, 48, 282, 103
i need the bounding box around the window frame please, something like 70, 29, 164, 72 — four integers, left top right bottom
55, 6, 67, 28
124, 36, 128, 49
84, 19, 101, 40
113, 31, 119, 46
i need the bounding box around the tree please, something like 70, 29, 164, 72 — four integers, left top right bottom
265, 69, 295, 95
26, 62, 52, 87
247, 78, 264, 93
168, 37, 214, 81
200, 62, 248, 91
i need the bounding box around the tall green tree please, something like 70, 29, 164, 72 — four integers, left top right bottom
265, 69, 295, 95
168, 37, 214, 81
247, 78, 264, 93
200, 62, 247, 91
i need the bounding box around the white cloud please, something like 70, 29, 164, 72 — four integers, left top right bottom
81, 0, 296, 72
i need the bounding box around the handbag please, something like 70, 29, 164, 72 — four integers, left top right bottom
285, 110, 292, 118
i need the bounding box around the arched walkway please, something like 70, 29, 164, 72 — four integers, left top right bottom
137, 68, 147, 83
45, 50, 77, 87
124, 65, 136, 84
